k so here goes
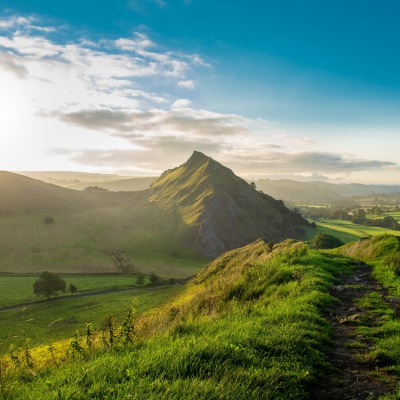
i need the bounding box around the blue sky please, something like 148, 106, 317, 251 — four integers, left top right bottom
0, 0, 399, 183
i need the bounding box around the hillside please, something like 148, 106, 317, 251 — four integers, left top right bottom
150, 151, 310, 258
0, 171, 82, 214
4, 239, 346, 399
5, 236, 400, 398
0, 152, 311, 273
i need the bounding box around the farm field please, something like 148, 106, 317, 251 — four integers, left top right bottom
315, 219, 400, 242
0, 285, 183, 351
0, 275, 148, 307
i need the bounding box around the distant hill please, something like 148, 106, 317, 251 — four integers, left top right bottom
0, 171, 82, 214
254, 179, 342, 204
69, 177, 155, 191
309, 181, 400, 197
253, 179, 400, 204
150, 151, 310, 258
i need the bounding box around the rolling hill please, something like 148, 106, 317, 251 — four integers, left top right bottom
0, 152, 311, 273
0, 171, 82, 214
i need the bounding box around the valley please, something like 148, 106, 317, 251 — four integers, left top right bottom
1, 153, 400, 399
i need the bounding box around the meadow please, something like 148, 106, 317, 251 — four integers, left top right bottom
313, 218, 400, 243
0, 285, 183, 351
0, 275, 146, 307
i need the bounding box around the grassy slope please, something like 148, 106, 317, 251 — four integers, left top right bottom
0, 175, 205, 275
4, 239, 352, 400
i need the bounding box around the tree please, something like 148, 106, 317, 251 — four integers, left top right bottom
250, 181, 257, 190
136, 274, 145, 286
310, 233, 343, 249
33, 271, 66, 300
43, 216, 54, 225
69, 283, 78, 294
149, 273, 159, 284
351, 209, 367, 224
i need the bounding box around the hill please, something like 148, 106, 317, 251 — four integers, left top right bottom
68, 177, 154, 191
310, 181, 400, 197
0, 152, 311, 273
150, 151, 310, 258
254, 179, 342, 204
0, 171, 82, 214
4, 239, 347, 399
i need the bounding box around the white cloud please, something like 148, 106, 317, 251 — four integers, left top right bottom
177, 80, 196, 89
0, 15, 206, 113
171, 98, 192, 108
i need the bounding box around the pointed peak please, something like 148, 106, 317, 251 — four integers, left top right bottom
187, 151, 210, 164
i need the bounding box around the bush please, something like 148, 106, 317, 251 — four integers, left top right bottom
43, 216, 54, 225
311, 233, 343, 249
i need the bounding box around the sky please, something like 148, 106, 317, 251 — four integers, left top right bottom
0, 0, 399, 183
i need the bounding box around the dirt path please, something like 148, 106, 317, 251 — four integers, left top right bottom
312, 263, 395, 400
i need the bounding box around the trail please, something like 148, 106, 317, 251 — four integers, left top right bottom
312, 263, 396, 400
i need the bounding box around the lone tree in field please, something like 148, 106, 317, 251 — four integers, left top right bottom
33, 271, 66, 300
69, 283, 78, 294
43, 216, 54, 225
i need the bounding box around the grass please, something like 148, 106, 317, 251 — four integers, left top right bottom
311, 219, 400, 243
0, 275, 147, 307
0, 285, 183, 351
0, 195, 205, 276
2, 239, 353, 400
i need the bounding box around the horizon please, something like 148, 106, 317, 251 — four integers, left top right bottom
1, 1, 399, 184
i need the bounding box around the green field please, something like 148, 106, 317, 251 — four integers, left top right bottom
0, 285, 183, 351
310, 219, 400, 243
0, 275, 148, 307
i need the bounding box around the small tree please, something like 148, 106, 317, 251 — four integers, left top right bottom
69, 283, 78, 294
43, 216, 54, 225
149, 274, 159, 284
250, 181, 257, 190
33, 271, 66, 300
136, 274, 145, 286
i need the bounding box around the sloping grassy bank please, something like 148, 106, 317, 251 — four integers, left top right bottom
3, 239, 351, 400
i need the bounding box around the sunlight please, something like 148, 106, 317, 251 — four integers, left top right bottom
0, 71, 33, 144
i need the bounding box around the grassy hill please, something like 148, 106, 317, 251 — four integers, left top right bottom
2, 239, 351, 399
0, 172, 203, 275
0, 171, 82, 214
0, 152, 311, 274
150, 151, 311, 258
